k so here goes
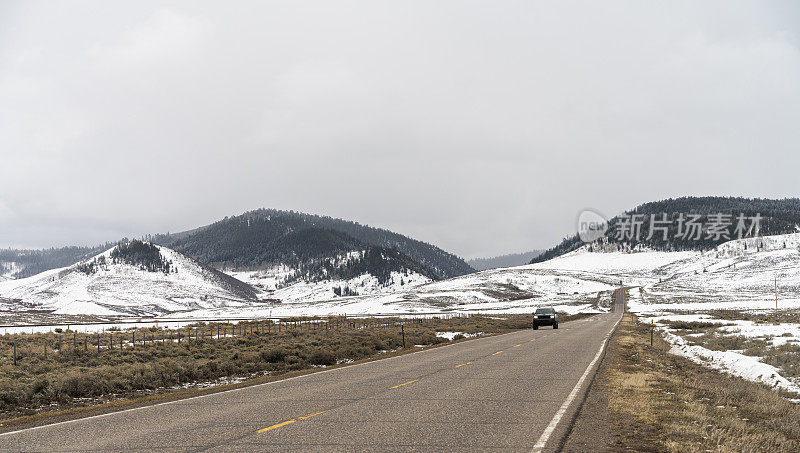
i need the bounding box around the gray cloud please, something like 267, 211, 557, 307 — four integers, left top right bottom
1, 1, 799, 258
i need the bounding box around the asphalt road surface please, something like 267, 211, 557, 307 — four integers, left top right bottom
0, 300, 623, 452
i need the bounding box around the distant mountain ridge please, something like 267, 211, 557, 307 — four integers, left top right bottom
531, 196, 800, 264
152, 209, 473, 279
467, 250, 543, 271
1, 245, 111, 279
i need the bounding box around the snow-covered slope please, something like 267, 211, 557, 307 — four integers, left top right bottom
523, 232, 800, 313
527, 247, 697, 285
229, 266, 431, 303
174, 258, 619, 318
634, 233, 800, 312
257, 232, 800, 318
0, 243, 258, 316
6, 233, 799, 319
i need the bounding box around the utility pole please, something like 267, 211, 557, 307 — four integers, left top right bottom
775, 276, 779, 316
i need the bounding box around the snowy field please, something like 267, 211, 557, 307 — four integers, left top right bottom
160, 264, 617, 319
5, 233, 799, 322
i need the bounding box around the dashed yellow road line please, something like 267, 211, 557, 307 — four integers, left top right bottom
389, 379, 418, 389
529, 339, 536, 342
258, 411, 326, 433
492, 350, 503, 355
513, 344, 522, 348
455, 361, 473, 368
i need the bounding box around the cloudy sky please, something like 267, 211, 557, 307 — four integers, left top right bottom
1, 1, 799, 259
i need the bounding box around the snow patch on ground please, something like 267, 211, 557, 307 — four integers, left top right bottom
664, 330, 800, 395
435, 331, 483, 341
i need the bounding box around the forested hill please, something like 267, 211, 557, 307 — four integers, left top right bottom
0, 245, 111, 279
152, 209, 474, 279
531, 197, 800, 264
468, 250, 543, 271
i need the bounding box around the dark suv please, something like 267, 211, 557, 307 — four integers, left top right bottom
533, 307, 558, 330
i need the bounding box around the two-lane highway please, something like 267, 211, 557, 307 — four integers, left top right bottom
0, 304, 622, 452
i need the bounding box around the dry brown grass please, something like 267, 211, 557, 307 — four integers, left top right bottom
602, 314, 800, 452
0, 313, 590, 426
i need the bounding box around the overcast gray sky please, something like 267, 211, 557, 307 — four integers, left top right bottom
1, 1, 799, 259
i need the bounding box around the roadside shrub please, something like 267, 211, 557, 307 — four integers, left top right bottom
308, 349, 336, 366
261, 348, 288, 363
690, 333, 755, 351
54, 370, 98, 399
762, 343, 800, 377
662, 320, 726, 330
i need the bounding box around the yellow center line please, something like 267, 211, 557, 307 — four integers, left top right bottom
492, 350, 503, 355
455, 361, 473, 368
258, 411, 326, 433
513, 344, 522, 347
530, 339, 536, 341
389, 379, 419, 389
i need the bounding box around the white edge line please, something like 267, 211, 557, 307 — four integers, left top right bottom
530, 314, 622, 453
0, 319, 576, 438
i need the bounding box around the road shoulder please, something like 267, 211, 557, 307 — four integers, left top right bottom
561, 314, 658, 452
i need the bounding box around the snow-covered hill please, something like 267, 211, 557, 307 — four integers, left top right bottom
636, 233, 800, 312
523, 232, 800, 313
5, 233, 799, 319
0, 244, 438, 317
0, 243, 258, 316
180, 232, 800, 318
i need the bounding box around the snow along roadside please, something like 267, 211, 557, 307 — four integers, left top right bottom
662, 330, 800, 396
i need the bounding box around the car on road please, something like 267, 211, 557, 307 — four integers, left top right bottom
533, 307, 558, 330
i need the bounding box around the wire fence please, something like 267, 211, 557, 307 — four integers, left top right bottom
1, 314, 480, 366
